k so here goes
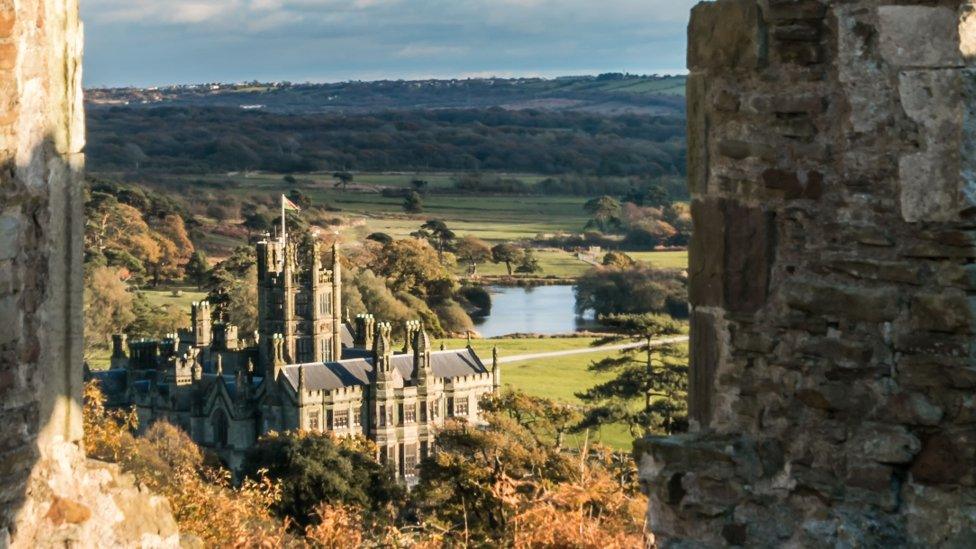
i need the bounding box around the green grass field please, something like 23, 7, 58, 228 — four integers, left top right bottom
145, 171, 688, 281
441, 336, 638, 450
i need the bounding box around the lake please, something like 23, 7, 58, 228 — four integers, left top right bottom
473, 285, 602, 337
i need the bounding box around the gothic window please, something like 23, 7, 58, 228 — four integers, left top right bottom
420, 440, 429, 460
397, 403, 404, 424
420, 400, 428, 422
297, 338, 312, 362
404, 404, 417, 424
319, 293, 330, 316
212, 409, 229, 448
455, 396, 469, 417
379, 405, 386, 427
334, 410, 349, 429
272, 293, 284, 313
308, 410, 320, 431
353, 407, 362, 427
295, 293, 309, 317
446, 397, 454, 417
404, 443, 418, 477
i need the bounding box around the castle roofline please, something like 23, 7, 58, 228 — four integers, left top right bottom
280, 348, 488, 392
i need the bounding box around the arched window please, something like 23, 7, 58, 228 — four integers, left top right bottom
212, 409, 229, 448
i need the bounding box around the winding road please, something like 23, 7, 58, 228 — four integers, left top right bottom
496, 335, 689, 364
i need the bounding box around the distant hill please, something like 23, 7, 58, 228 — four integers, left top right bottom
86, 74, 687, 116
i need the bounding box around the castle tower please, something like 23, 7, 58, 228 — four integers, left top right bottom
354, 314, 376, 349
191, 301, 212, 347
110, 334, 128, 370
331, 240, 343, 361
256, 233, 340, 369
369, 322, 398, 464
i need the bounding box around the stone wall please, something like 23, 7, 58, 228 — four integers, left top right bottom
638, 0, 976, 546
0, 1, 178, 545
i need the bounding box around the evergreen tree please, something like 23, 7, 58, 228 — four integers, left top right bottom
576, 314, 688, 436
185, 251, 210, 289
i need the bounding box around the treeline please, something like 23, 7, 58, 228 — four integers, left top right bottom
86, 106, 685, 177
450, 172, 689, 201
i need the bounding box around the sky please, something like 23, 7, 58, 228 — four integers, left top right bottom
81, 0, 697, 88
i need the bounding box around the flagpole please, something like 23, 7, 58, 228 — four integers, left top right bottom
281, 194, 286, 241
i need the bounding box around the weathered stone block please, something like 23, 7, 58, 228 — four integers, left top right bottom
898, 69, 975, 222
911, 432, 974, 485
689, 198, 725, 307
0, 212, 18, 260
878, 6, 963, 68
687, 73, 709, 197
762, 168, 823, 199
783, 280, 899, 323
884, 392, 943, 427
910, 291, 976, 334
690, 310, 722, 429
688, 0, 767, 71
766, 0, 825, 22
723, 202, 774, 313
0, 295, 17, 346
850, 423, 921, 464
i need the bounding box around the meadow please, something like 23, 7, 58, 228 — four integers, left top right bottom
142, 170, 688, 278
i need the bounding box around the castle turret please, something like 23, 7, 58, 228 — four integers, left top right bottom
213, 323, 239, 351
492, 346, 501, 392
191, 301, 212, 347
413, 327, 432, 382
331, 240, 343, 361
110, 334, 128, 370
373, 322, 394, 377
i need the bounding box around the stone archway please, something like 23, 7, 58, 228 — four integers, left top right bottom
638, 1, 976, 546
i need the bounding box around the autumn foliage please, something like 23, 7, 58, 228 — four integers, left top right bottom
84, 381, 648, 547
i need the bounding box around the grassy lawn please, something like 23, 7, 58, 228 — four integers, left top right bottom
142, 286, 209, 310
628, 250, 688, 270
441, 336, 638, 450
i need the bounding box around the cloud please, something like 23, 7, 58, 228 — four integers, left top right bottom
81, 0, 698, 86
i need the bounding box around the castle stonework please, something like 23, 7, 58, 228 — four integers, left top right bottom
0, 1, 180, 546
91, 235, 499, 477
638, 1, 976, 546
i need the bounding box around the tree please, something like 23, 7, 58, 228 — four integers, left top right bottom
84, 266, 136, 356
288, 188, 312, 209
242, 210, 271, 236
583, 195, 623, 233
576, 314, 688, 437
376, 238, 454, 296
490, 243, 524, 276
454, 235, 492, 275
514, 249, 541, 274
241, 431, 403, 527
282, 174, 297, 184
410, 179, 429, 193
185, 251, 210, 289
333, 171, 354, 190
366, 232, 393, 246
403, 191, 423, 213
575, 265, 687, 318
602, 250, 637, 269
411, 219, 455, 259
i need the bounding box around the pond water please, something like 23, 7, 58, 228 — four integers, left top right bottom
472, 285, 602, 337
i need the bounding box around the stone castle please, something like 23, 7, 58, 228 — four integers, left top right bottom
89, 234, 499, 476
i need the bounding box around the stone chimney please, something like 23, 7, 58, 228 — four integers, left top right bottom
355, 313, 375, 349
